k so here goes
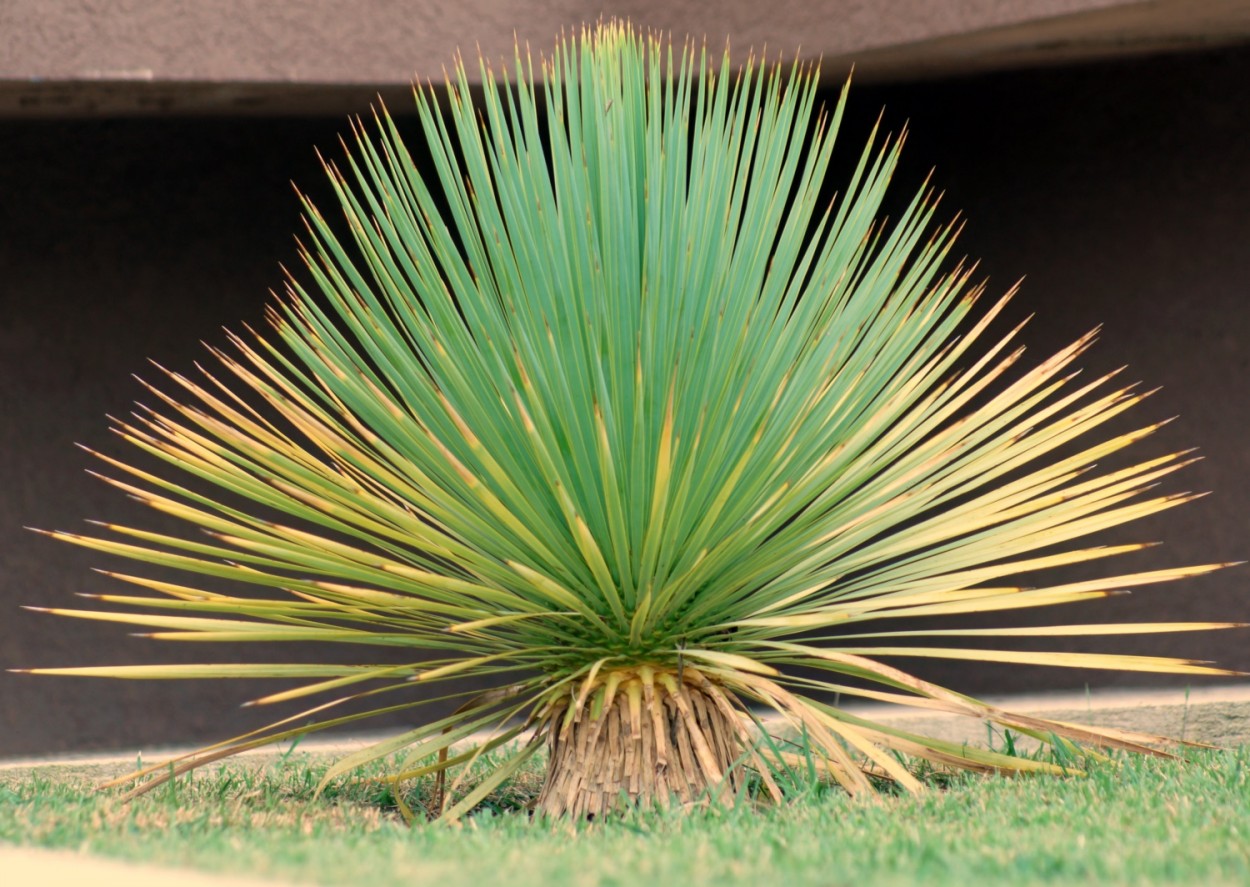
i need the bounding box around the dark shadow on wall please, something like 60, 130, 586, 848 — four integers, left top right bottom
2, 45, 1248, 755
852, 45, 1250, 690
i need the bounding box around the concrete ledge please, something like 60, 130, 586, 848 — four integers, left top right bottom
0, 847, 296, 887
840, 683, 1250, 749
4, 1, 1250, 115
4, 684, 1248, 777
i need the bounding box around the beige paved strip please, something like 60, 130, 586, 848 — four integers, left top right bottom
0, 729, 402, 771
3, 683, 1248, 773
0, 846, 296, 887
839, 682, 1250, 749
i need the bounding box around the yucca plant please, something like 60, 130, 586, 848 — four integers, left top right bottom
17, 23, 1242, 820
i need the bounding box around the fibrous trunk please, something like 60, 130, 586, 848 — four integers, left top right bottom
535, 666, 746, 819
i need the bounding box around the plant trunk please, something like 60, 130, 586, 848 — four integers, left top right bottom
534, 669, 745, 819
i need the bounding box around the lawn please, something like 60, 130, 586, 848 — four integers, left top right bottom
2, 743, 1247, 887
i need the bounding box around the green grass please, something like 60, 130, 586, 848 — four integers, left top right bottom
2, 745, 1248, 886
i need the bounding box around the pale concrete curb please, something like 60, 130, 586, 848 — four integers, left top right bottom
0, 729, 397, 772
4, 683, 1249, 773
837, 682, 1250, 749
0, 845, 297, 887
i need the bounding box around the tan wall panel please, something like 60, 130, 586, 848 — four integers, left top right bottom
5, 2, 1250, 115
1, 0, 1129, 84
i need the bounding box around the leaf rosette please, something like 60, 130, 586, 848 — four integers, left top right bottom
20, 23, 1242, 820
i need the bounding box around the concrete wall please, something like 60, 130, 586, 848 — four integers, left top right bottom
2, 45, 1249, 754
0, 0, 1137, 83
4, 1, 1249, 113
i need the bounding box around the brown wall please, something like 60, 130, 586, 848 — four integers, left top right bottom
2, 45, 1249, 755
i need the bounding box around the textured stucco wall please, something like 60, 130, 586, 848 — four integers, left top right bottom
1, 45, 1248, 755
10, 1, 1250, 115
9, 0, 1250, 117
0, 0, 1127, 82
